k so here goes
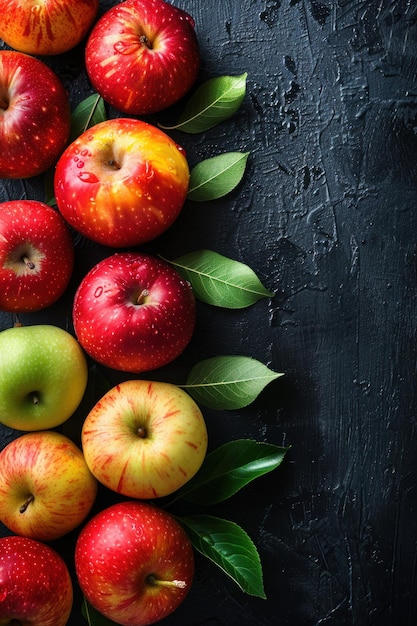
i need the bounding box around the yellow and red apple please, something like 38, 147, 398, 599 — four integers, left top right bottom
54, 118, 190, 248
0, 430, 98, 541
81, 379, 208, 499
0, 0, 99, 56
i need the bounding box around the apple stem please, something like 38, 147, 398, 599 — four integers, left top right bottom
20, 494, 34, 514
137, 426, 147, 438
146, 574, 187, 589
136, 289, 149, 305
0, 98, 8, 110
22, 255, 35, 270
140, 34, 152, 49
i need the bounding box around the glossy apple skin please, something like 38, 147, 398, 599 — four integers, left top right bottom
0, 535, 73, 626
82, 379, 208, 499
0, 0, 99, 56
0, 431, 98, 541
75, 500, 194, 626
85, 0, 200, 115
0, 324, 88, 431
54, 117, 190, 247
73, 252, 196, 373
0, 200, 74, 312
0, 50, 71, 179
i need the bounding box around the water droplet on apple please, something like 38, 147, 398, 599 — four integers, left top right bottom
176, 144, 187, 157
78, 172, 99, 183
144, 161, 154, 180
113, 40, 140, 55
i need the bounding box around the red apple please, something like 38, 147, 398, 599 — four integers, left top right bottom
0, 535, 73, 626
0, 200, 74, 312
0, 430, 98, 541
0, 0, 99, 56
75, 500, 194, 626
0, 50, 71, 179
81, 379, 208, 499
72, 252, 196, 373
85, 0, 200, 116
54, 117, 190, 248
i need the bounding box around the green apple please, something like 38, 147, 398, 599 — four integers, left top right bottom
0, 430, 98, 541
81, 379, 208, 499
0, 324, 88, 431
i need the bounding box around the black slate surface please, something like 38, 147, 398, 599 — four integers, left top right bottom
1, 1, 417, 624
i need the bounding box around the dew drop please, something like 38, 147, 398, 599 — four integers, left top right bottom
113, 40, 140, 55
78, 171, 99, 183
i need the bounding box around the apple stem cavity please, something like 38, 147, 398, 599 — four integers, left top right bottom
146, 574, 187, 589
19, 494, 35, 514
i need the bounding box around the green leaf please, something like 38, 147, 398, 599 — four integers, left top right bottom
82, 597, 119, 625
174, 439, 289, 505
179, 515, 266, 598
160, 73, 247, 134
164, 249, 274, 309
183, 355, 284, 410
70, 93, 106, 142
187, 152, 249, 201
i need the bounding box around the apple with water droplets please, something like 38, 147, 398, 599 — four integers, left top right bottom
0, 430, 98, 541
82, 379, 208, 499
0, 0, 99, 56
0, 50, 71, 179
75, 500, 195, 626
54, 117, 190, 248
85, 0, 200, 116
72, 252, 196, 373
0, 200, 74, 313
0, 535, 73, 626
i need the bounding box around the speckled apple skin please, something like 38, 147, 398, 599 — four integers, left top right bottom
54, 118, 190, 248
73, 252, 196, 373
75, 500, 194, 626
0, 200, 74, 313
0, 535, 73, 626
0, 51, 71, 179
85, 0, 200, 115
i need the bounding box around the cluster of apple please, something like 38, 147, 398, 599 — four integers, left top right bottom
0, 0, 216, 625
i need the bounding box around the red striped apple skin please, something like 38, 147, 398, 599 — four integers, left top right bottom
0, 0, 99, 56
81, 379, 208, 499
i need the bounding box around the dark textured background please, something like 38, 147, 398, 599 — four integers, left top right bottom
1, 1, 417, 624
